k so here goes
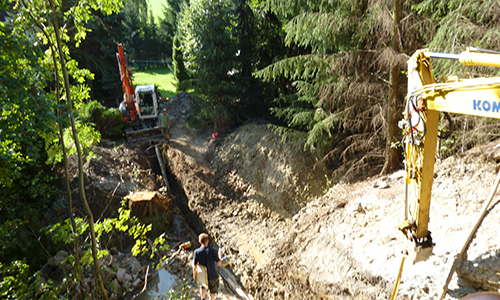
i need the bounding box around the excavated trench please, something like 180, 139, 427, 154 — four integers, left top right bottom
145, 145, 206, 235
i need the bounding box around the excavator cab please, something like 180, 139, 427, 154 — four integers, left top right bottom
135, 84, 159, 119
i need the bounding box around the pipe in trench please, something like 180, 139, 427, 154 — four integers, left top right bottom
155, 144, 171, 190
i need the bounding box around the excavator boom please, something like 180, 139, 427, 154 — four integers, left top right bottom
400, 47, 500, 263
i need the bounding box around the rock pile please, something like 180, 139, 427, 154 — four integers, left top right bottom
35, 247, 152, 299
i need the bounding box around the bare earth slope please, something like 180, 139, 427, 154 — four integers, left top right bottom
162, 91, 500, 300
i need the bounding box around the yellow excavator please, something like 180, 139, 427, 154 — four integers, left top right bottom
399, 47, 500, 263
394, 48, 500, 300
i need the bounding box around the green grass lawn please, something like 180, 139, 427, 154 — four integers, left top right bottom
132, 66, 176, 99
147, 0, 165, 23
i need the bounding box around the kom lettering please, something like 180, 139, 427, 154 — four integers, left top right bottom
473, 100, 500, 112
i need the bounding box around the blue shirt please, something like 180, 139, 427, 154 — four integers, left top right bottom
193, 246, 220, 280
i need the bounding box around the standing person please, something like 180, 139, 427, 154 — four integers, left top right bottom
159, 108, 170, 142
193, 233, 222, 300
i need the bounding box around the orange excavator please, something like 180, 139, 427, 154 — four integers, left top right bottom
116, 43, 164, 142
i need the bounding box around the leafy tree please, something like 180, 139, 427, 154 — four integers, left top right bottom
13, 0, 123, 298
0, 260, 30, 299
0, 6, 61, 271
0, 15, 57, 212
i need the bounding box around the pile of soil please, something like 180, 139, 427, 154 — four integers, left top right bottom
65, 142, 161, 219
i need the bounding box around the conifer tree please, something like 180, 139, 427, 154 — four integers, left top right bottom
160, 0, 183, 56
172, 33, 190, 91
412, 0, 500, 156
178, 0, 239, 131
256, 0, 425, 182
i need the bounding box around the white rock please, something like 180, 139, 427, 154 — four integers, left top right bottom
126, 256, 142, 275
116, 268, 127, 283
47, 256, 63, 267
133, 278, 144, 289
56, 250, 69, 258
124, 273, 133, 283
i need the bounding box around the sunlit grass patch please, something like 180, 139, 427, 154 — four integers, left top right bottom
132, 67, 176, 99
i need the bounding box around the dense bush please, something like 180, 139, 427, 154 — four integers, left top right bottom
80, 100, 125, 140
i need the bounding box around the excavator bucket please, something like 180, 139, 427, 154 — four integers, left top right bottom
409, 243, 433, 264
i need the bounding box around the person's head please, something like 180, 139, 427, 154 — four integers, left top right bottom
199, 233, 209, 246
163, 108, 167, 115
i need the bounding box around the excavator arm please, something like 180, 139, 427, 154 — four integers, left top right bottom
116, 43, 138, 122
400, 47, 500, 263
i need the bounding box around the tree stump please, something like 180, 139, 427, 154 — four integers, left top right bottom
127, 191, 170, 217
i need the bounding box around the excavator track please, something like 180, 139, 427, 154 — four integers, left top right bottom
125, 121, 163, 143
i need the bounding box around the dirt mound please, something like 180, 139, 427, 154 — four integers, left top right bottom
211, 123, 325, 216
64, 143, 162, 218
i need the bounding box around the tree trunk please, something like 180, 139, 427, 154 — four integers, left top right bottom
382, 0, 402, 175
49, 1, 108, 299
29, 7, 86, 297
52, 44, 86, 298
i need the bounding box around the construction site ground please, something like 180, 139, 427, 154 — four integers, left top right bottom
79, 92, 500, 300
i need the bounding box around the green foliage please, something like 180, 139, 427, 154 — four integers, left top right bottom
163, 278, 193, 299
284, 12, 355, 54
254, 0, 428, 181
0, 22, 55, 185
0, 218, 54, 272
80, 100, 125, 140
7, 2, 124, 299
0, 13, 60, 276
120, 0, 169, 61
36, 206, 168, 298
413, 0, 500, 77
0, 260, 30, 299
256, 53, 340, 153
0, 10, 61, 249
180, 0, 255, 130
69, 10, 125, 102
160, 0, 183, 59
411, 0, 500, 157
172, 34, 190, 91
45, 120, 101, 164
255, 2, 351, 153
